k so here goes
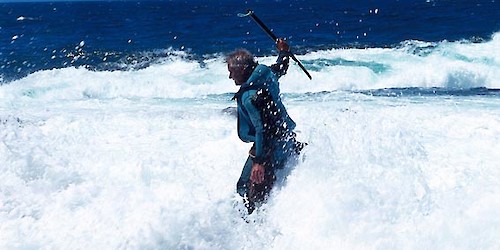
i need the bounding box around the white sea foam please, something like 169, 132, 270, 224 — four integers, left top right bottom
2, 32, 499, 102
1, 34, 500, 249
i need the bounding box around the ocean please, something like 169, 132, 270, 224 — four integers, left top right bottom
1, 0, 500, 249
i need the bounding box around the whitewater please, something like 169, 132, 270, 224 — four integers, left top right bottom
1, 33, 500, 249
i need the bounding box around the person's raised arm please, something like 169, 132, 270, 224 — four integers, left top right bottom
270, 38, 291, 78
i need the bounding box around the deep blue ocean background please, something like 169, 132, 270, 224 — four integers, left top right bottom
1, 0, 499, 82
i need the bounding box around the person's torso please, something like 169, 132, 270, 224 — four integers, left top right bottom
236, 65, 296, 143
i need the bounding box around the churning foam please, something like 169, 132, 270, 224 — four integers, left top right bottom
1, 32, 499, 250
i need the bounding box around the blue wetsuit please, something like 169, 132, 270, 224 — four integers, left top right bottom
232, 52, 303, 211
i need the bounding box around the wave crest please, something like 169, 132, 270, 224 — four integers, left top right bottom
1, 32, 499, 100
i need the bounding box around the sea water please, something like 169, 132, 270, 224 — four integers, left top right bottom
1, 1, 500, 249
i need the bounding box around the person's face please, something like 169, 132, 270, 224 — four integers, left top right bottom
228, 63, 248, 85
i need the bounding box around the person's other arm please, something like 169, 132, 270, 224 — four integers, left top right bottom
241, 91, 266, 184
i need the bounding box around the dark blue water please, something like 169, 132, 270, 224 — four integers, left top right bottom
1, 0, 499, 82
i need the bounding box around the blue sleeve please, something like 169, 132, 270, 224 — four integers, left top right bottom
241, 91, 265, 164
236, 105, 254, 143
270, 51, 291, 78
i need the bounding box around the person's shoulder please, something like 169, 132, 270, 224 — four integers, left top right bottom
252, 64, 272, 76
257, 64, 271, 71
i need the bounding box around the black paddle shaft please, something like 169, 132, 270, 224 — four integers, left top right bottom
239, 10, 312, 80
247, 11, 279, 42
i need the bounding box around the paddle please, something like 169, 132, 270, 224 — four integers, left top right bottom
238, 9, 312, 80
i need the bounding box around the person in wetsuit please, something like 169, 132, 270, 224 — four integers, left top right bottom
227, 39, 305, 214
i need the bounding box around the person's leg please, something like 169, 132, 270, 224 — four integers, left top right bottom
248, 168, 276, 204
236, 156, 253, 197
236, 156, 257, 214
237, 155, 278, 214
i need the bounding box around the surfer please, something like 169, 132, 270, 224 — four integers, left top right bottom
227, 39, 305, 214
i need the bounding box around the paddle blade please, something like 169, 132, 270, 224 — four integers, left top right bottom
237, 9, 254, 18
